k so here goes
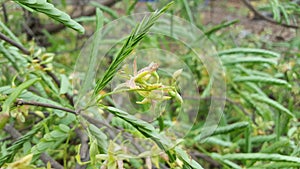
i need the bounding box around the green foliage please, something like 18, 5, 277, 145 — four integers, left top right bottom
13, 0, 84, 33
0, 118, 48, 166
93, 2, 173, 96
31, 124, 71, 155
233, 76, 291, 87
87, 123, 108, 154
251, 94, 295, 118
218, 48, 281, 58
0, 0, 299, 168
221, 153, 300, 163
1, 78, 40, 116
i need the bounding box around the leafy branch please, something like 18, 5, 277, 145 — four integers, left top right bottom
13, 0, 85, 33
93, 2, 174, 96
241, 0, 299, 29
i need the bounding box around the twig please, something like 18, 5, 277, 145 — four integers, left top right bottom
15, 99, 78, 115
4, 124, 64, 169
0, 32, 30, 55
0, 135, 12, 142
1, 3, 8, 23
40, 153, 64, 169
190, 151, 220, 168
241, 0, 299, 29
75, 128, 89, 169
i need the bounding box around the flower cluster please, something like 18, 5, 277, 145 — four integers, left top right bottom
115, 61, 183, 105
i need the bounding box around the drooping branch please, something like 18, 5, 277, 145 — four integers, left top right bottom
241, 0, 299, 29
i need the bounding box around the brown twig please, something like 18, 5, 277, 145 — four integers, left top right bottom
1, 3, 8, 23
4, 124, 64, 169
0, 32, 30, 55
241, 0, 299, 29
190, 151, 220, 168
75, 128, 89, 169
15, 99, 78, 115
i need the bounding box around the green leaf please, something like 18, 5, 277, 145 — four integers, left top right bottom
111, 117, 143, 137
0, 21, 22, 45
250, 162, 300, 169
0, 42, 19, 71
88, 123, 108, 153
205, 137, 233, 147
1, 78, 40, 115
126, 0, 138, 15
96, 8, 104, 31
58, 124, 70, 133
89, 139, 99, 165
205, 20, 239, 36
0, 118, 48, 166
31, 124, 69, 155
238, 135, 276, 146
175, 147, 204, 169
182, 0, 194, 25
213, 121, 249, 135
105, 106, 176, 162
59, 74, 70, 95
260, 139, 290, 153
212, 153, 242, 169
233, 76, 291, 88
221, 56, 278, 65
0, 85, 66, 117
90, 1, 119, 19
76, 8, 104, 107
14, 0, 84, 33
221, 153, 300, 163
218, 48, 280, 58
194, 122, 249, 140
251, 94, 295, 118
239, 91, 266, 118
93, 2, 173, 96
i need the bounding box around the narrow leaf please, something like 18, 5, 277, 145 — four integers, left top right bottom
59, 74, 70, 95
221, 56, 278, 65
14, 0, 84, 33
234, 76, 291, 88
175, 147, 204, 169
251, 94, 295, 118
222, 153, 300, 163
213, 121, 249, 135
218, 48, 280, 58
1, 78, 40, 115
93, 2, 173, 95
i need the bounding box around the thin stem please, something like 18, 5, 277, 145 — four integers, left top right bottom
0, 32, 30, 55
97, 86, 174, 102
1, 3, 8, 23
15, 99, 78, 115
35, 57, 74, 106
241, 0, 299, 29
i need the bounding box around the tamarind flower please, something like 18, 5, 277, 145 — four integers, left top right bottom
115, 60, 183, 105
